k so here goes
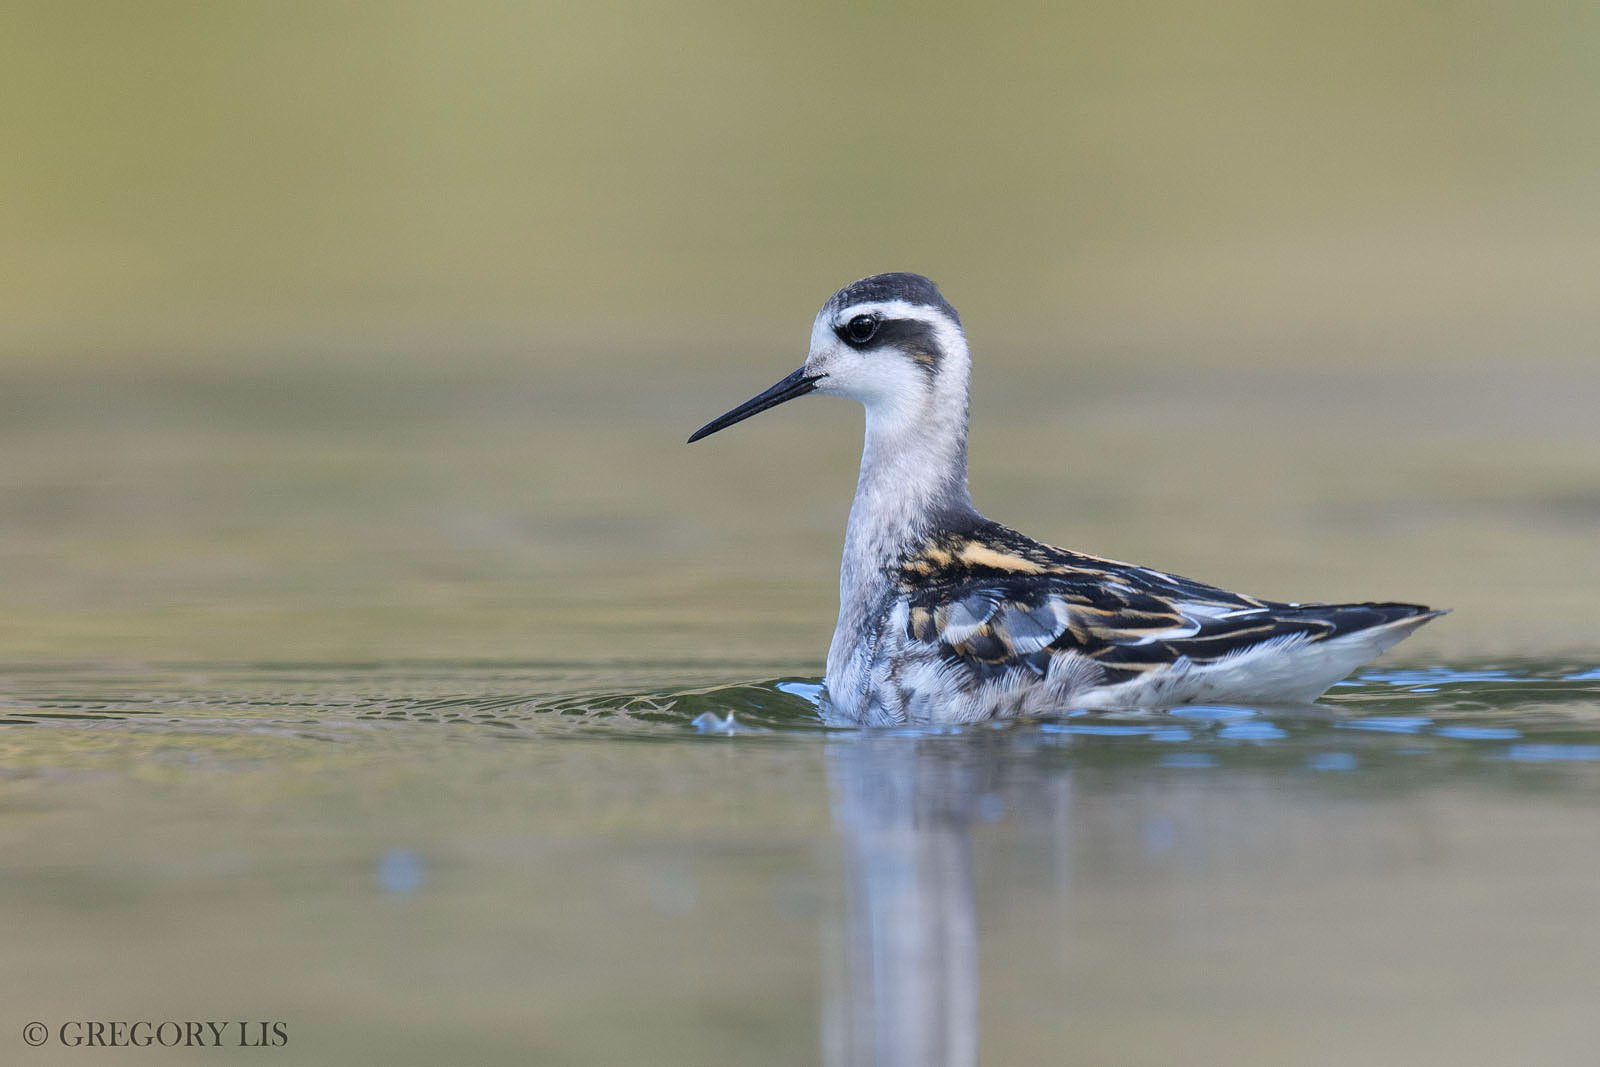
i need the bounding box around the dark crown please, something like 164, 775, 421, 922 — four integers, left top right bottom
825, 272, 961, 328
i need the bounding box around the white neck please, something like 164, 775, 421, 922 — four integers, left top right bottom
831, 356, 976, 657
844, 391, 973, 573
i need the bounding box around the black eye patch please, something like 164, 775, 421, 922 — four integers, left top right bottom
835, 316, 942, 360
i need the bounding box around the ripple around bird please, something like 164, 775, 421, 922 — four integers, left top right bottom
2, 659, 1598, 778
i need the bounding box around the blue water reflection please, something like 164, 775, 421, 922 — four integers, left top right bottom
1339, 716, 1433, 734
1504, 744, 1600, 762
742, 663, 1600, 775
376, 848, 424, 895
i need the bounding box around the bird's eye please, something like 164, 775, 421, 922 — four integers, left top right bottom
845, 314, 879, 344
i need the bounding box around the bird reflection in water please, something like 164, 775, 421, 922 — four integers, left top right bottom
822, 731, 1064, 1067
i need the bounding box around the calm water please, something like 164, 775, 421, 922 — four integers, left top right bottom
3, 357, 1599, 1065
3, 660, 1600, 1065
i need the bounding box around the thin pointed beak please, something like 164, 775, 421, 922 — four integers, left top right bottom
686, 367, 825, 443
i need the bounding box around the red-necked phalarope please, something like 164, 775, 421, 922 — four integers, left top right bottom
689, 272, 1444, 725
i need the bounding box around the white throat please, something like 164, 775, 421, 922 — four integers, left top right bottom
849, 387, 971, 551
835, 342, 976, 634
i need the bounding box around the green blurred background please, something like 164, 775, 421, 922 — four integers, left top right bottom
7, 0, 1599, 359
2, 1, 1597, 662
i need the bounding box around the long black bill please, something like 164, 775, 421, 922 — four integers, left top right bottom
686, 367, 824, 443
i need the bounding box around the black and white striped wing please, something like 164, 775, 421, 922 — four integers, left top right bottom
903, 570, 1432, 687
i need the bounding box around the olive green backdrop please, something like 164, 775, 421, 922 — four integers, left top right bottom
2, 2, 1596, 660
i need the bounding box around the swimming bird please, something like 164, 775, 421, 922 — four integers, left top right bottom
688, 273, 1443, 725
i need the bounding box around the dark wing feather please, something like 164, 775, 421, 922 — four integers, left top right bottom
900, 522, 1435, 686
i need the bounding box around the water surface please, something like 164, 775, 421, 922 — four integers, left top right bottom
2, 358, 1598, 1064
5, 659, 1600, 1065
